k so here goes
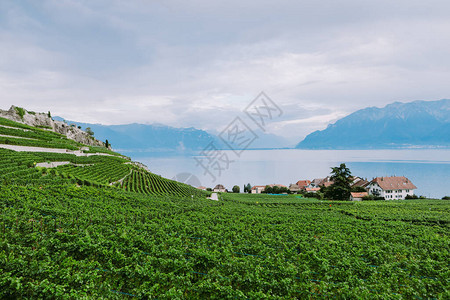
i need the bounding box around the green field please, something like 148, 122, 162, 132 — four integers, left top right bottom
1, 189, 448, 298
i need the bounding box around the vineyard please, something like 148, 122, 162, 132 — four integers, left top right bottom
0, 117, 448, 298
122, 169, 206, 197
0, 117, 83, 151
0, 188, 448, 298
0, 116, 121, 156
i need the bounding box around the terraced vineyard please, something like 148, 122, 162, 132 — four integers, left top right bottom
57, 161, 131, 186
0, 117, 204, 197
0, 117, 83, 150
122, 169, 206, 197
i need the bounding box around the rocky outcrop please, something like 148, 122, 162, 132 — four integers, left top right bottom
0, 105, 106, 147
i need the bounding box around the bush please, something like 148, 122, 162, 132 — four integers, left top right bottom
304, 192, 323, 200
362, 195, 384, 201
442, 196, 450, 200
405, 194, 419, 199
85, 127, 94, 136
15, 107, 26, 120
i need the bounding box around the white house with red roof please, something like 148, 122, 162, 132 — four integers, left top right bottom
350, 192, 368, 201
367, 176, 417, 200
251, 185, 266, 194
213, 184, 227, 193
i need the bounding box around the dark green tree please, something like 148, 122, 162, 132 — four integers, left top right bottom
263, 185, 273, 194
326, 163, 352, 200
246, 183, 252, 193
105, 139, 110, 149
272, 185, 280, 194
232, 185, 240, 193
351, 186, 367, 192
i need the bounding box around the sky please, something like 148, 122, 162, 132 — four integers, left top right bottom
1, 0, 450, 141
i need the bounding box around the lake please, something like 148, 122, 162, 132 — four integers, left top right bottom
129, 149, 450, 199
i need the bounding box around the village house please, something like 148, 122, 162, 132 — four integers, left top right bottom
367, 176, 416, 200
310, 178, 324, 188
350, 177, 370, 189
213, 184, 227, 193
310, 177, 333, 188
197, 186, 207, 191
350, 192, 369, 201
296, 180, 311, 190
288, 183, 301, 193
251, 185, 266, 194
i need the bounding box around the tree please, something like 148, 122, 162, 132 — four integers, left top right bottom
243, 183, 251, 193
325, 163, 352, 200
263, 185, 273, 194
105, 139, 110, 149
272, 185, 280, 194
85, 127, 94, 136
47, 111, 51, 118
232, 185, 240, 193
352, 186, 367, 192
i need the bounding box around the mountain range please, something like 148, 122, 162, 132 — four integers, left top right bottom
53, 117, 221, 154
55, 99, 450, 152
296, 99, 450, 149
54, 117, 292, 154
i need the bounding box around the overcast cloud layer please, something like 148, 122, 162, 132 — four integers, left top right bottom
1, 0, 450, 140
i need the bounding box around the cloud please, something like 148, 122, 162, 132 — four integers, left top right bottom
1, 0, 450, 142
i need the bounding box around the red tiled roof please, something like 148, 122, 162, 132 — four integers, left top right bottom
251, 185, 266, 190
351, 192, 368, 198
296, 180, 311, 188
370, 176, 417, 190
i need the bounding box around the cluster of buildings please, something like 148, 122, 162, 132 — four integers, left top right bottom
201, 176, 417, 201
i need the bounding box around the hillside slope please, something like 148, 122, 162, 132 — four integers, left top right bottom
296, 99, 450, 149
0, 115, 206, 197
0, 106, 105, 147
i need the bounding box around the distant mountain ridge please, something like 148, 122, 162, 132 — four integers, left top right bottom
296, 99, 450, 149
54, 118, 292, 153
53, 117, 222, 154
